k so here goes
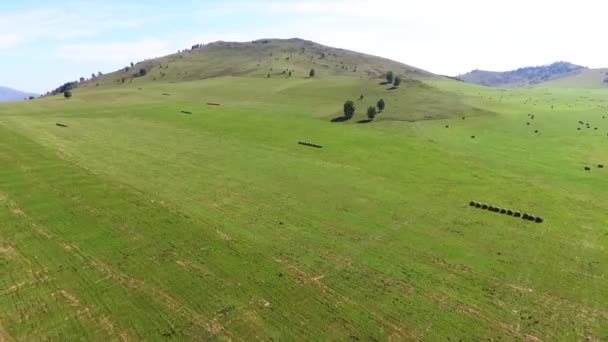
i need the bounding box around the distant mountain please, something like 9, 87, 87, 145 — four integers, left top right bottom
0, 86, 38, 102
457, 62, 587, 88
533, 68, 608, 88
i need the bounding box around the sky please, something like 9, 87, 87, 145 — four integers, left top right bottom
2, 0, 608, 93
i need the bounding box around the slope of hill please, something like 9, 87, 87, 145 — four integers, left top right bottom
80, 38, 436, 89
62, 38, 484, 122
534, 68, 608, 88
457, 62, 586, 88
0, 86, 37, 102
4, 38, 607, 340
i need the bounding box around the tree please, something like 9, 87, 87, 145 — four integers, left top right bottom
64, 90, 72, 99
91, 73, 96, 79
343, 100, 355, 119
288, 71, 292, 77
393, 76, 402, 87
98, 71, 103, 77
367, 106, 377, 120
386, 71, 394, 83
377, 99, 385, 111
138, 68, 147, 77
130, 62, 134, 67
79, 77, 85, 83
309, 69, 316, 77
28, 96, 35, 100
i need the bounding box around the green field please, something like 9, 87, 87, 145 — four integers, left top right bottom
1, 42, 608, 340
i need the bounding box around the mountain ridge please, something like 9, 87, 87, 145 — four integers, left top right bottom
0, 86, 38, 102
456, 61, 587, 88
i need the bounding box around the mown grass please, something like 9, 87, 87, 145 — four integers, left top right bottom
0, 75, 607, 340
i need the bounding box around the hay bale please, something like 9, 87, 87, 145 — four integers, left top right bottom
481, 204, 488, 209
599, 164, 605, 168
475, 203, 482, 208
585, 166, 591, 171
469, 201, 477, 207
526, 215, 536, 221
522, 213, 530, 219
500, 209, 507, 214
535, 217, 544, 223
514, 212, 521, 218
471, 136, 476, 139
534, 130, 539, 133
507, 210, 514, 216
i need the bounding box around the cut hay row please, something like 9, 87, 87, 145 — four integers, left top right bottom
469, 201, 544, 223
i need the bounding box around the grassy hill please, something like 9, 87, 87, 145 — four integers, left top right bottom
84, 38, 435, 87
1, 40, 608, 340
458, 62, 586, 88
535, 68, 608, 88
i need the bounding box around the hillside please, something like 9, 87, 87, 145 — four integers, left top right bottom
81, 38, 436, 89
534, 68, 608, 88
0, 86, 37, 102
2, 38, 608, 340
57, 38, 485, 122
457, 62, 586, 88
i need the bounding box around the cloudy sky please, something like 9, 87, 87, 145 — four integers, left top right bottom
2, 0, 608, 93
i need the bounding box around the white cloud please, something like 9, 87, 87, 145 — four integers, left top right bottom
0, 8, 144, 50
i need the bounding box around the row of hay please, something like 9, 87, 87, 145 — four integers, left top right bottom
469, 201, 543, 223
298, 141, 323, 148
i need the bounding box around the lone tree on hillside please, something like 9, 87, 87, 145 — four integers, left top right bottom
377, 99, 385, 112
138, 68, 147, 77
343, 100, 355, 119
64, 90, 72, 99
367, 106, 377, 120
79, 77, 85, 83
130, 62, 134, 67
309, 69, 316, 77
393, 76, 402, 88
386, 71, 394, 83
288, 71, 292, 77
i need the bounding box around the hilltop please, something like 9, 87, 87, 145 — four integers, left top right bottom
79, 38, 436, 89
0, 86, 37, 102
457, 62, 586, 88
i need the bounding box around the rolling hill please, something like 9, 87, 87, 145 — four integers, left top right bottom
64, 38, 486, 122
534, 68, 608, 88
457, 61, 586, 88
0, 86, 37, 102
1, 39, 607, 340
86, 38, 436, 87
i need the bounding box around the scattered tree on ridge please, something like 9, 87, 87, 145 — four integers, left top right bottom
367, 106, 377, 120
309, 69, 316, 77
64, 90, 72, 99
79, 77, 85, 83
386, 71, 394, 83
343, 100, 355, 119
393, 76, 402, 88
377, 99, 385, 111
138, 68, 147, 77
